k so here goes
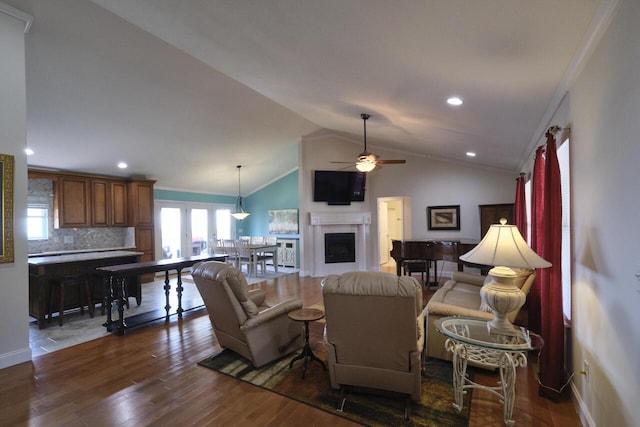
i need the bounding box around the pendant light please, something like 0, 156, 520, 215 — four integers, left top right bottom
231, 165, 250, 220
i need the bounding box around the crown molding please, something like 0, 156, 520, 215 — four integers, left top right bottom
521, 0, 620, 169
0, 2, 33, 33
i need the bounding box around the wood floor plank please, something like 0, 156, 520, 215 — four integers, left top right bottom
1, 269, 581, 427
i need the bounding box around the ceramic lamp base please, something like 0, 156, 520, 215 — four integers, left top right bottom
480, 266, 526, 332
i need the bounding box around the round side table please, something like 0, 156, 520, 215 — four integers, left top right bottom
288, 308, 326, 379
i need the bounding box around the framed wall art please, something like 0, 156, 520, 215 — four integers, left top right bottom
427, 205, 460, 231
268, 209, 299, 234
0, 153, 15, 263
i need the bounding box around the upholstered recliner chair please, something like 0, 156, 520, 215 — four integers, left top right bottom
322, 271, 425, 402
191, 261, 304, 368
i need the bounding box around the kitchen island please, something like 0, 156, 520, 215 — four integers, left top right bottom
28, 250, 143, 329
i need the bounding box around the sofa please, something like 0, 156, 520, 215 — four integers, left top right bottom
191, 261, 304, 367
425, 269, 536, 367
322, 271, 425, 402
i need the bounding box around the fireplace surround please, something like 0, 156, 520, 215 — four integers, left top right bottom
309, 212, 371, 277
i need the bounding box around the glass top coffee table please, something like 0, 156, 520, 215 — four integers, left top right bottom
435, 316, 544, 426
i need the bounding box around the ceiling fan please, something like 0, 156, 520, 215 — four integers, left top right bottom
332, 113, 406, 172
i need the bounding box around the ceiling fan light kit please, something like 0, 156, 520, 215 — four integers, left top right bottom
332, 113, 406, 172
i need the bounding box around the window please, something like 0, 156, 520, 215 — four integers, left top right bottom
557, 138, 572, 324
27, 206, 49, 240
524, 138, 572, 324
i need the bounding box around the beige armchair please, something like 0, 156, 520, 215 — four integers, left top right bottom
426, 269, 536, 368
321, 271, 425, 403
191, 261, 303, 367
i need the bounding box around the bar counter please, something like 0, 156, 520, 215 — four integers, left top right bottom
29, 250, 144, 329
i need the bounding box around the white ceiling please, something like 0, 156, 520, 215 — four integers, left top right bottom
12, 0, 603, 195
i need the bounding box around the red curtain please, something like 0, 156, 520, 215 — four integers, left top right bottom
534, 132, 565, 401
514, 173, 527, 238
528, 147, 545, 334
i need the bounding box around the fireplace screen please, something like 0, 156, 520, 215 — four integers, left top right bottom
324, 232, 356, 264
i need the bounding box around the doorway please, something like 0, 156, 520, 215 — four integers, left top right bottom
377, 197, 410, 267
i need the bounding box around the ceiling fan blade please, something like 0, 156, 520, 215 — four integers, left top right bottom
338, 164, 357, 171
330, 161, 356, 164
377, 159, 406, 164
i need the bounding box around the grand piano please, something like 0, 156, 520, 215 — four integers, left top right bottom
390, 239, 482, 283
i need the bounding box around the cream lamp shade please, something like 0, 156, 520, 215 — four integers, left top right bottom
460, 218, 551, 331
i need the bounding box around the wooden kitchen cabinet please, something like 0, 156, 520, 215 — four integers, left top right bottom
55, 175, 91, 228
30, 170, 131, 228
127, 179, 154, 228
91, 179, 128, 227
128, 179, 156, 282
111, 181, 128, 226
91, 179, 110, 227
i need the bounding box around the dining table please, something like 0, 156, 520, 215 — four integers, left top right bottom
219, 242, 279, 277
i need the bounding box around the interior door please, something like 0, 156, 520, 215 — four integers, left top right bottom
377, 197, 411, 267
377, 197, 405, 267
378, 202, 389, 265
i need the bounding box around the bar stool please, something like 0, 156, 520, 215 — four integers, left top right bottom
47, 274, 94, 326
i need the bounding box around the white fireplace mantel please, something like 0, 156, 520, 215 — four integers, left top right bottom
308, 212, 371, 277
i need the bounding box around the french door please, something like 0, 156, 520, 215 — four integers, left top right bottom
155, 201, 234, 261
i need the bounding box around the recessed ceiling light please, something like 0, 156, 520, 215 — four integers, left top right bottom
447, 96, 463, 106
117, 162, 128, 169
25, 148, 34, 156
466, 152, 476, 157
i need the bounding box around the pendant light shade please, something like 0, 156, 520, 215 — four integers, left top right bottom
231, 165, 250, 220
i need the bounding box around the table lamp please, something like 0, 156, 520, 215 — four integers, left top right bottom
459, 218, 551, 331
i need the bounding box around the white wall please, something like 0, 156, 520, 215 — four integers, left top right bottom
563, 0, 640, 424
0, 6, 32, 368
298, 130, 516, 276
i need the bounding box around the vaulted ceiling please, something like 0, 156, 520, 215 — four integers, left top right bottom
13, 0, 603, 195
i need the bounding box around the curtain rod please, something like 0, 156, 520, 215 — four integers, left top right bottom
523, 125, 571, 165
519, 125, 571, 181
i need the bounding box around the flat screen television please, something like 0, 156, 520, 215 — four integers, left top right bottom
313, 170, 366, 205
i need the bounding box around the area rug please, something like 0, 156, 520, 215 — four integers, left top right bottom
198, 322, 471, 426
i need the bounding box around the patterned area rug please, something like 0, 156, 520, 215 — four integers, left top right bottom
198, 322, 471, 426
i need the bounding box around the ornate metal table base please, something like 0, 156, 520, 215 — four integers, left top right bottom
446, 339, 527, 426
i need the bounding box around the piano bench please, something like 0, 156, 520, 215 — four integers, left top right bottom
402, 260, 431, 284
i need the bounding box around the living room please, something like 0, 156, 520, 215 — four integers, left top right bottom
2, 1, 640, 426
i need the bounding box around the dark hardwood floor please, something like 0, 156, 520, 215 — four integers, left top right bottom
1, 268, 581, 426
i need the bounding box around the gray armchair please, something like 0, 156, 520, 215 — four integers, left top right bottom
321, 271, 425, 402
191, 261, 303, 367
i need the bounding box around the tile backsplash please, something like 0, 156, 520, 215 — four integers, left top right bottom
28, 179, 136, 254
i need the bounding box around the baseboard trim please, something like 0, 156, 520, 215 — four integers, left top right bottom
0, 347, 32, 369
571, 381, 595, 427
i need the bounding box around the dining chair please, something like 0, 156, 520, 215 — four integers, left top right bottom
235, 239, 260, 276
